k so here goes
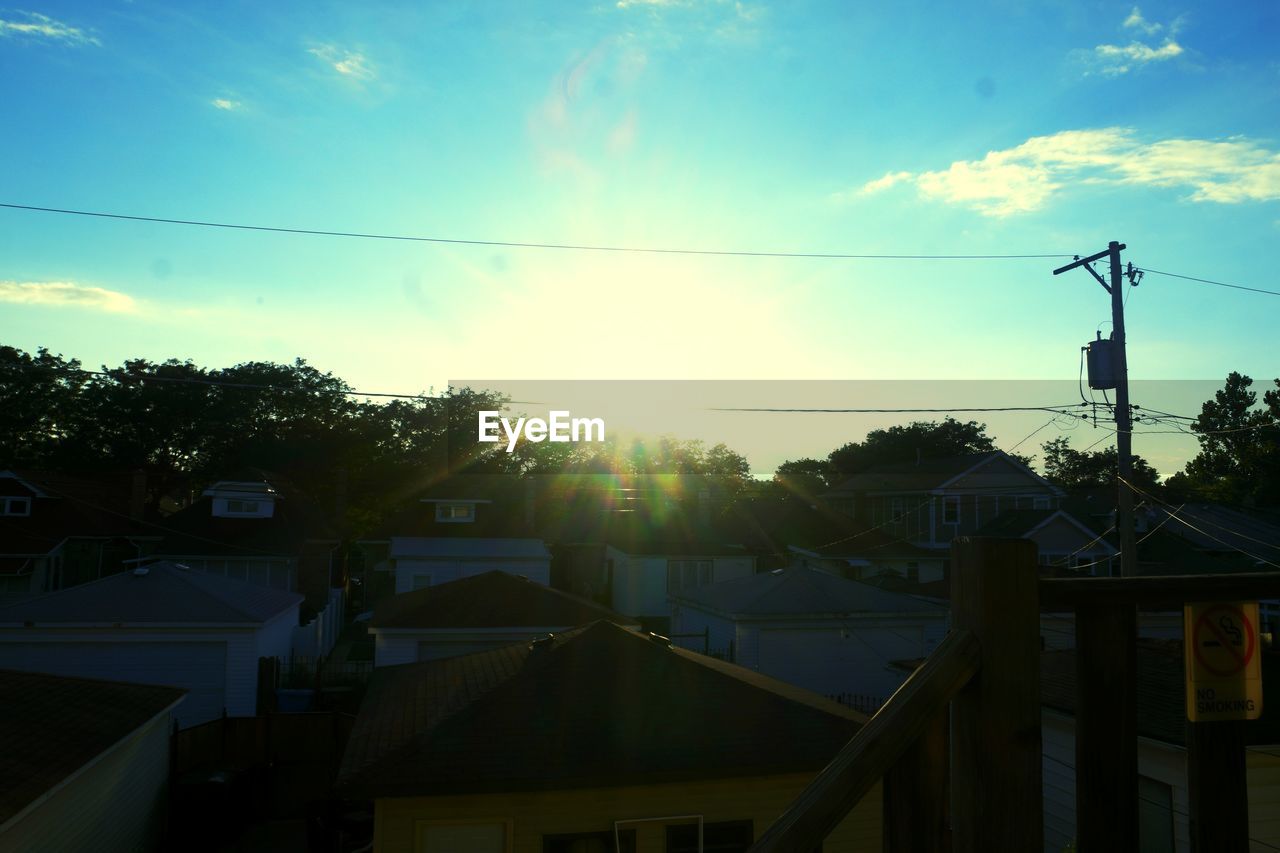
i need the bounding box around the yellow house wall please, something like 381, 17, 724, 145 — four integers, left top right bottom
374, 774, 882, 853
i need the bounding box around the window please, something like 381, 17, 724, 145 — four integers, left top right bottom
545, 831, 635, 853
1033, 496, 1051, 510
943, 496, 960, 525
225, 499, 260, 513
666, 821, 752, 853
667, 560, 713, 592
890, 497, 907, 519
1, 497, 31, 516
435, 503, 475, 522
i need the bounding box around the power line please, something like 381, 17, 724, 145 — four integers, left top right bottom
0, 202, 1073, 260
1137, 266, 1280, 298
710, 405, 1090, 414
1119, 476, 1280, 569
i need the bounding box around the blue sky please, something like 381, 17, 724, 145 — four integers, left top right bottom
1, 1, 1277, 473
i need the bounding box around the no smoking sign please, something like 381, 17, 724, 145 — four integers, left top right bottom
1183, 601, 1263, 722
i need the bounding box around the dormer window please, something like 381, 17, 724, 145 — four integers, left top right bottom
2, 497, 32, 517
436, 503, 475, 523
226, 500, 261, 514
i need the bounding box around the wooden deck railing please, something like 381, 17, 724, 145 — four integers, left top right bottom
750, 538, 1280, 853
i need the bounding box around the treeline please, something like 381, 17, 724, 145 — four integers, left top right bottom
4, 346, 1277, 531
0, 346, 753, 531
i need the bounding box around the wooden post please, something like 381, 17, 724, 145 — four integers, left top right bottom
883, 707, 950, 852
1075, 603, 1138, 851
1187, 720, 1249, 852
951, 537, 1042, 853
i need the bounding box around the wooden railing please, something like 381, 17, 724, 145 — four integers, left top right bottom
751, 537, 1280, 853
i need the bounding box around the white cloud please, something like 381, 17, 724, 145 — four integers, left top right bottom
1123, 7, 1162, 36
308, 44, 374, 80
1094, 39, 1183, 75
1087, 7, 1185, 75
0, 281, 137, 313
0, 11, 98, 46
211, 98, 241, 111
842, 128, 1280, 217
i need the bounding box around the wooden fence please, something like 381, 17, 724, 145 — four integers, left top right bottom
748, 537, 1280, 853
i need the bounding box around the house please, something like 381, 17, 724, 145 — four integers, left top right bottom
813, 451, 1114, 581
669, 566, 948, 701
0, 669, 184, 853
0, 560, 301, 727
336, 621, 882, 853
149, 476, 344, 607
357, 478, 551, 604
369, 570, 637, 666
1039, 640, 1280, 852
0, 469, 160, 596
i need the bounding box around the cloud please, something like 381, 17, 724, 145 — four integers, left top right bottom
844, 128, 1280, 217
1093, 39, 1183, 75
0, 10, 98, 46
308, 44, 374, 80
1122, 7, 1162, 36
1088, 8, 1184, 75
0, 281, 137, 313
211, 98, 241, 111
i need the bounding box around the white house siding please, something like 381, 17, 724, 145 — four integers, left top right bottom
669, 606, 738, 660
0, 626, 271, 727
393, 558, 551, 595
609, 550, 755, 620
0, 708, 173, 853
257, 605, 301, 659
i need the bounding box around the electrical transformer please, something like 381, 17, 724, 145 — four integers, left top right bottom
1086, 333, 1117, 390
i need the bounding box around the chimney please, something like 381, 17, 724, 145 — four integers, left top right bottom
129, 469, 147, 522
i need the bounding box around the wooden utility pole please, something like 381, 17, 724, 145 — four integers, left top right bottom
1053, 241, 1138, 576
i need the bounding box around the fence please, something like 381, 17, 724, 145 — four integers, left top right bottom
171, 712, 355, 819
825, 693, 885, 715
748, 537, 1280, 853
292, 586, 346, 658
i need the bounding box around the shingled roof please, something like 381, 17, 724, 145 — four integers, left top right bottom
337, 621, 864, 798
0, 561, 303, 626
0, 670, 184, 827
371, 570, 632, 629
670, 566, 946, 617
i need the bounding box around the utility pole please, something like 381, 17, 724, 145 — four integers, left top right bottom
1053, 241, 1138, 577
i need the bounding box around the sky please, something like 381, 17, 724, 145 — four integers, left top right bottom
1, 1, 1277, 475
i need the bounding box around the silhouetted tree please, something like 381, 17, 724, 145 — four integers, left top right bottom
827, 418, 998, 477
1040, 436, 1161, 493
1172, 372, 1280, 506
0, 346, 86, 466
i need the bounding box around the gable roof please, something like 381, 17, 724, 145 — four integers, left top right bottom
0, 669, 184, 828
371, 570, 631, 629
0, 560, 303, 626
977, 508, 1116, 552
828, 451, 1061, 496
0, 470, 155, 571
337, 621, 864, 798
671, 566, 946, 617
155, 476, 337, 557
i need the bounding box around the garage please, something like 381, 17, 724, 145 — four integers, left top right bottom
757, 626, 921, 700
0, 640, 228, 727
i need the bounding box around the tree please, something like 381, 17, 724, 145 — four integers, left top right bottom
772, 458, 833, 499
1039, 436, 1161, 493
827, 417, 997, 477
1175, 372, 1280, 506
0, 346, 86, 466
